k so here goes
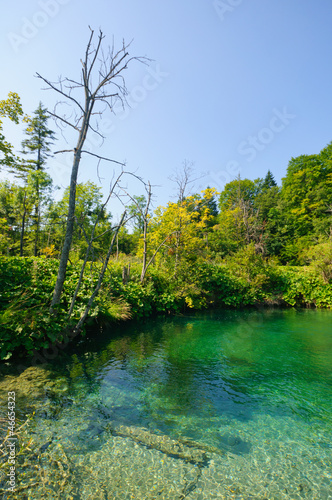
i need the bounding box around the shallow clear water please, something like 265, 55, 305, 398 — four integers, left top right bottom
2, 308, 332, 499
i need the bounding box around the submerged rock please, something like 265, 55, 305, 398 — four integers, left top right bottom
218, 432, 251, 455
0, 365, 68, 409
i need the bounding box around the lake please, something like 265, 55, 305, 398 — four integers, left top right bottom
1, 308, 332, 499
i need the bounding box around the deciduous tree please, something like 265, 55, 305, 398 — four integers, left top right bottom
0, 92, 25, 170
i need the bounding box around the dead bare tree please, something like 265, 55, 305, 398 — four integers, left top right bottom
140, 181, 152, 282
117, 175, 153, 282
67, 171, 125, 319
36, 27, 146, 312
73, 211, 127, 334
168, 161, 205, 275
169, 160, 197, 203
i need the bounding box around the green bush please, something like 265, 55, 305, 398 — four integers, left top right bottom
1, 254, 332, 360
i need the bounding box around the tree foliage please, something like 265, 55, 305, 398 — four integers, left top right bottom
0, 92, 25, 169
281, 144, 332, 238
21, 102, 55, 173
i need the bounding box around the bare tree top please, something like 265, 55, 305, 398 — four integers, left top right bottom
36, 27, 149, 142
169, 160, 205, 202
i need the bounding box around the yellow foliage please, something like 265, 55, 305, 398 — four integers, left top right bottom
41, 244, 57, 258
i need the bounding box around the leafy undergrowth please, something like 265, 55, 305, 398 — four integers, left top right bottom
1, 255, 332, 360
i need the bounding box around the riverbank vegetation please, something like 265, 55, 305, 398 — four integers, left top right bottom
1, 99, 332, 361
1, 30, 332, 360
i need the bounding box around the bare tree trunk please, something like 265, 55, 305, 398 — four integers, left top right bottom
34, 203, 40, 257
174, 221, 182, 278
20, 191, 27, 257
73, 212, 126, 333
36, 28, 144, 313
140, 181, 152, 282
50, 146, 85, 309
169, 163, 201, 278
67, 172, 124, 318
33, 165, 40, 256
117, 178, 152, 283
141, 230, 178, 280
140, 219, 148, 282
122, 266, 129, 284
47, 226, 51, 247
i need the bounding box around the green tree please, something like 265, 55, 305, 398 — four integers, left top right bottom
261, 170, 277, 190
145, 188, 218, 275
21, 102, 55, 171
55, 181, 112, 260
24, 171, 53, 256
281, 143, 332, 237
21, 103, 55, 255
216, 177, 263, 252
116, 226, 137, 255
254, 171, 281, 256
0, 180, 33, 255
128, 195, 147, 234
194, 186, 219, 225
0, 92, 25, 169
204, 186, 219, 218
0, 180, 18, 254
219, 176, 262, 212
304, 240, 332, 283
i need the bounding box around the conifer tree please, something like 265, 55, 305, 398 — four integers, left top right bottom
21, 103, 55, 255
21, 102, 55, 171
262, 170, 277, 190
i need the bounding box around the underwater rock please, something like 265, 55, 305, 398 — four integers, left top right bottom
0, 366, 68, 408
82, 422, 105, 438
218, 432, 251, 455
38, 438, 53, 454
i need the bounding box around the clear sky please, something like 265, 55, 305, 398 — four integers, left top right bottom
1, 0, 332, 215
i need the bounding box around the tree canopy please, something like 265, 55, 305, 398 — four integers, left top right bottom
0, 92, 25, 169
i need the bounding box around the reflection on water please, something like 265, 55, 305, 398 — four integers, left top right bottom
1, 308, 332, 498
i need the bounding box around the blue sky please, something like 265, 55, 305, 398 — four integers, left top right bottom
1, 0, 332, 215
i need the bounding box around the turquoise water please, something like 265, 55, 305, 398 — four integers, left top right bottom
1, 308, 332, 498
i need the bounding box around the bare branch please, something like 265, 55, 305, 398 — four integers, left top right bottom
96, 158, 103, 183
67, 169, 124, 318
72, 210, 127, 333
36, 73, 85, 115
81, 150, 126, 166
169, 160, 205, 202
86, 122, 105, 140
81, 26, 95, 91
54, 149, 74, 154
87, 28, 104, 84
47, 111, 80, 131
144, 231, 179, 273
63, 77, 84, 88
